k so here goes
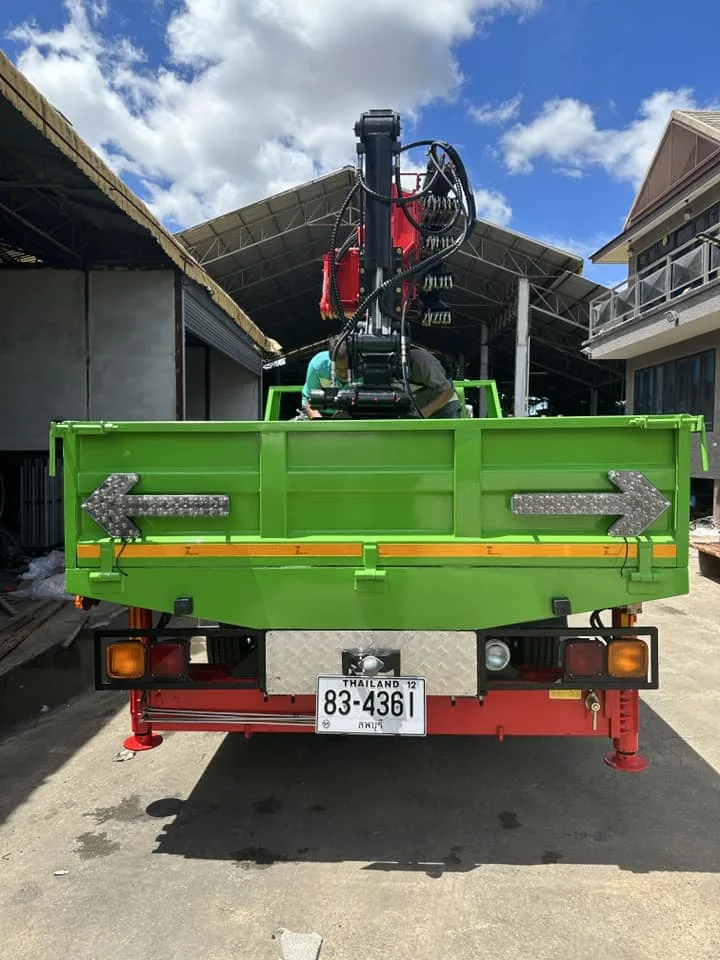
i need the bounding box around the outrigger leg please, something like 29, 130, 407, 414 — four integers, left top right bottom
604, 606, 648, 773
123, 607, 163, 752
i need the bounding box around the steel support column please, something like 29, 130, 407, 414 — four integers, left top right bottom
479, 322, 489, 418
590, 387, 598, 416
514, 278, 530, 418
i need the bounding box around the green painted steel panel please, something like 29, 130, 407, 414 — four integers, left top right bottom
51, 405, 704, 631
62, 566, 689, 632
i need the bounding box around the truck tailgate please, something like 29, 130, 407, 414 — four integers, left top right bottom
53, 414, 700, 630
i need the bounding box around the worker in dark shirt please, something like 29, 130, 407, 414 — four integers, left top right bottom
302, 337, 460, 419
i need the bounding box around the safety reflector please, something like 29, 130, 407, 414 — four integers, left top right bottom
106, 641, 145, 680
608, 640, 648, 680
564, 640, 605, 679
149, 642, 187, 679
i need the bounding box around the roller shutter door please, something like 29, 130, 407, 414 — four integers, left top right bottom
182, 280, 262, 376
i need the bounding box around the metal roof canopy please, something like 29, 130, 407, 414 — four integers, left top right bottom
0, 50, 277, 355
178, 168, 623, 411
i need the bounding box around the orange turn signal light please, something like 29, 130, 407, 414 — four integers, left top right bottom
608, 640, 648, 680
106, 642, 146, 680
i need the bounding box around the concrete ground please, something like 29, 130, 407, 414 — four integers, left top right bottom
1, 558, 719, 960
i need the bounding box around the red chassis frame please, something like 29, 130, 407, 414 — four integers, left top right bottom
122, 608, 648, 773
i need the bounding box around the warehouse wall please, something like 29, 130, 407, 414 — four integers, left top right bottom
0, 270, 88, 449
88, 271, 176, 422
0, 268, 177, 450
209, 348, 260, 420
0, 268, 261, 551
185, 344, 208, 419
184, 343, 261, 421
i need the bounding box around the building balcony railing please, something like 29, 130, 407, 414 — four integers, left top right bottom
588, 224, 720, 341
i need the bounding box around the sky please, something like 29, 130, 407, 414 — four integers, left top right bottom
3, 0, 720, 287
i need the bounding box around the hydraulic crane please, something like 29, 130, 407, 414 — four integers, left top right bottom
312, 108, 477, 418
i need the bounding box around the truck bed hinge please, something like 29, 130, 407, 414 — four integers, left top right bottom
88, 542, 123, 587
354, 544, 386, 592
628, 538, 658, 588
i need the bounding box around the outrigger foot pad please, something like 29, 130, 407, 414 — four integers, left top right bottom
603, 750, 649, 772
124, 733, 163, 752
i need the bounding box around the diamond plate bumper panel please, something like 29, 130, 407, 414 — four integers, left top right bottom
264, 630, 478, 696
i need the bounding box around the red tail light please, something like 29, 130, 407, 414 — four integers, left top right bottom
150, 642, 188, 679
564, 640, 605, 679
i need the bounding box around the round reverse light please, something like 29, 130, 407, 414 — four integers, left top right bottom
359, 655, 384, 677
485, 640, 511, 672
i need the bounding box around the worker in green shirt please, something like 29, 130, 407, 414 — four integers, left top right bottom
301, 337, 460, 419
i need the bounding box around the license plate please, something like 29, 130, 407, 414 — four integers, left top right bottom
315, 675, 426, 736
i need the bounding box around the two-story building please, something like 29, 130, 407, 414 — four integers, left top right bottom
584, 110, 720, 516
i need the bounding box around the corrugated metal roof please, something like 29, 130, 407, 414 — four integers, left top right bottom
0, 50, 280, 355
675, 110, 720, 142
178, 168, 584, 284
176, 169, 588, 334
177, 168, 619, 405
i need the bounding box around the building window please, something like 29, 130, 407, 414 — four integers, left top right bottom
674, 221, 695, 247
634, 348, 715, 429
637, 239, 668, 274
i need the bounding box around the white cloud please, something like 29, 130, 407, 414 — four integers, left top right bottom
9, 0, 540, 228
534, 232, 628, 286
470, 94, 522, 125
535, 232, 609, 260
554, 166, 584, 180
502, 89, 716, 186
474, 187, 512, 225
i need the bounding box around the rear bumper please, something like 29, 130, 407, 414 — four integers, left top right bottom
138, 687, 627, 738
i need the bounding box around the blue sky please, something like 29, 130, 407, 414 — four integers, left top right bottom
3, 0, 720, 287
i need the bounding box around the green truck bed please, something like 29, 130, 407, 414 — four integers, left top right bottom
51, 396, 703, 632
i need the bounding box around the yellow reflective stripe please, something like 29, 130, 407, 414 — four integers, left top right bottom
77, 542, 677, 560
77, 543, 362, 559
379, 543, 639, 559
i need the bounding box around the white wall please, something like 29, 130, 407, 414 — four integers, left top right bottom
0, 268, 177, 450
88, 271, 175, 421
0, 267, 260, 452
181, 344, 261, 421
0, 270, 87, 448
209, 348, 259, 420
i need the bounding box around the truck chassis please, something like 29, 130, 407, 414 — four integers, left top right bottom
97, 605, 654, 772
